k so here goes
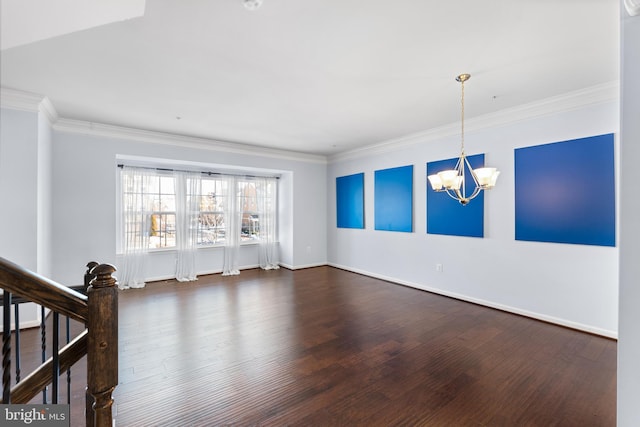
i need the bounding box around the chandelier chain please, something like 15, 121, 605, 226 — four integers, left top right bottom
460, 77, 465, 155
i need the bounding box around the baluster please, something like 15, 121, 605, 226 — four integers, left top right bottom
86, 390, 93, 427
87, 264, 118, 427
14, 303, 20, 383
66, 316, 71, 403
41, 305, 47, 403
52, 312, 60, 404
2, 292, 11, 403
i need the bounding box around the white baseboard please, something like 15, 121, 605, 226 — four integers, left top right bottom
0, 318, 43, 333
17, 319, 42, 330
280, 262, 327, 270
328, 262, 617, 339
143, 264, 261, 284
0, 302, 48, 332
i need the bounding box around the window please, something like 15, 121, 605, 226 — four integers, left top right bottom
238, 180, 259, 242
120, 167, 278, 251
149, 175, 176, 248
197, 178, 227, 245
121, 170, 176, 250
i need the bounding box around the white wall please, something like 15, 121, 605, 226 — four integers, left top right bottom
0, 105, 53, 276
37, 110, 53, 278
278, 172, 294, 269
328, 97, 619, 337
0, 107, 51, 329
618, 5, 640, 426
50, 125, 327, 285
291, 165, 328, 269
0, 108, 39, 270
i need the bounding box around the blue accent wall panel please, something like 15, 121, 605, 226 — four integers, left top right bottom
336, 173, 364, 229
426, 154, 485, 237
374, 165, 413, 232
515, 133, 615, 247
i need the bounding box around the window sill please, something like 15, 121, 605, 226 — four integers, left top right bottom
116, 240, 276, 256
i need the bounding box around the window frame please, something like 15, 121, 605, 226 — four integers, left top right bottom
117, 165, 278, 254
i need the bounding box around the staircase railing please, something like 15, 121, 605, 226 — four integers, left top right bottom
0, 257, 118, 427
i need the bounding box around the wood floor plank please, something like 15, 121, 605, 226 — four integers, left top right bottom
12, 266, 616, 425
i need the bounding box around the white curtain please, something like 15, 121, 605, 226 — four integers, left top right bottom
222, 176, 242, 276
175, 171, 201, 282
119, 167, 151, 289
256, 177, 280, 270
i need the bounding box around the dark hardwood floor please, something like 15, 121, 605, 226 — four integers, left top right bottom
18, 266, 616, 426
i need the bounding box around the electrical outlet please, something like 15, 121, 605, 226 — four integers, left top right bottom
436, 263, 443, 272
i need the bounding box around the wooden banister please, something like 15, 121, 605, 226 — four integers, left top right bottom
0, 257, 88, 323
1, 257, 119, 427
9, 330, 88, 403
87, 263, 118, 427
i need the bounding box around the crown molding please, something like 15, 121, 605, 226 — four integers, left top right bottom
53, 118, 327, 164
0, 86, 59, 124
38, 96, 59, 124
3, 81, 618, 165
1, 86, 42, 111
2, 86, 325, 164
329, 81, 620, 163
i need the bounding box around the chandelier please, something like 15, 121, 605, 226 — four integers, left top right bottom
427, 74, 500, 205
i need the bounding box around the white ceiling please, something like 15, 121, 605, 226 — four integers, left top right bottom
0, 0, 146, 50
0, 0, 620, 156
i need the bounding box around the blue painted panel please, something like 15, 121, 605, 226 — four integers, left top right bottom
426, 154, 485, 238
336, 173, 365, 229
515, 133, 615, 246
374, 165, 413, 232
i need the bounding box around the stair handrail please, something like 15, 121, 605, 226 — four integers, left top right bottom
0, 256, 118, 427
0, 257, 88, 323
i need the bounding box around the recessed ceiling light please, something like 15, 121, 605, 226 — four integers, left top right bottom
243, 0, 263, 11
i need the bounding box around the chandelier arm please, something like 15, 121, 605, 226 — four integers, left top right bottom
464, 156, 481, 188
456, 155, 466, 199
443, 181, 482, 204
453, 155, 464, 171
465, 186, 483, 202
453, 188, 467, 203
444, 189, 462, 201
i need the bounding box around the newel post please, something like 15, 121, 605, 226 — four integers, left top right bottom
86, 264, 118, 427
84, 261, 99, 291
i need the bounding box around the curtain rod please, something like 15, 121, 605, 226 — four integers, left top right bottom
117, 164, 279, 179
